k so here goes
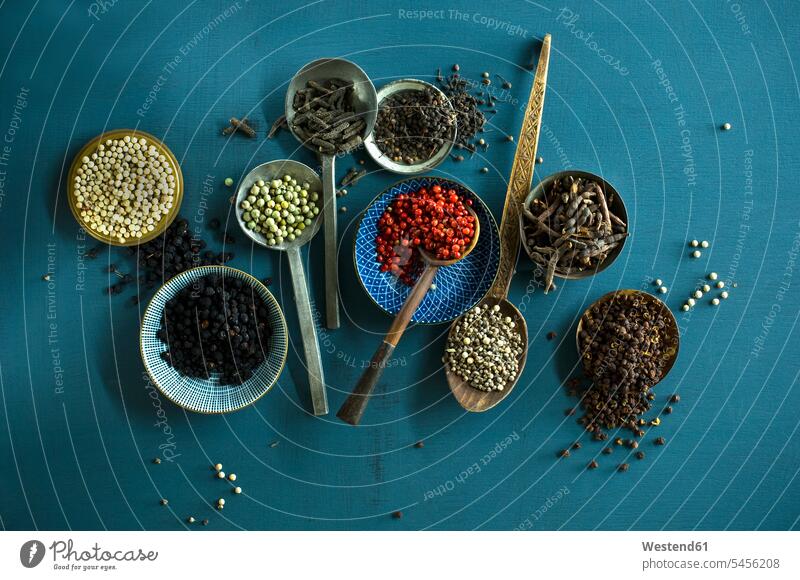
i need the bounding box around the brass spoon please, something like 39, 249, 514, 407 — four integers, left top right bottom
446, 34, 551, 412
337, 207, 480, 426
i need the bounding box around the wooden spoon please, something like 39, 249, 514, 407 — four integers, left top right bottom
446, 34, 551, 412
337, 207, 480, 426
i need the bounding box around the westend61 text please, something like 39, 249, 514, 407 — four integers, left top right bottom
642, 541, 708, 552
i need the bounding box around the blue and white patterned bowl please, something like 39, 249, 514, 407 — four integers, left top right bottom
140, 266, 288, 414
354, 176, 500, 324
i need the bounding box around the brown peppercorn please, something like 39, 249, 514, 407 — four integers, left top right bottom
670, 394, 680, 403
602, 447, 613, 455
629, 440, 639, 449
618, 463, 630, 472
655, 436, 666, 445
392, 511, 403, 519
572, 441, 582, 450
558, 449, 570, 458
635, 451, 645, 460
546, 331, 557, 340
414, 441, 424, 448
663, 406, 673, 415
588, 460, 599, 469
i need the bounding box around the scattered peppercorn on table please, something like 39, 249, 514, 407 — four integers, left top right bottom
2, 0, 799, 534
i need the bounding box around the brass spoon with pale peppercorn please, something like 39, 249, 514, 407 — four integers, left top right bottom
445, 34, 551, 412
337, 207, 480, 426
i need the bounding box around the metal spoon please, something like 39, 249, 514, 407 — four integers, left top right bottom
235, 160, 328, 416
446, 34, 551, 412
285, 58, 378, 330
337, 206, 480, 426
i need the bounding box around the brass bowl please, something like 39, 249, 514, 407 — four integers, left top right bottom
67, 129, 184, 246
519, 170, 628, 280
576, 289, 679, 386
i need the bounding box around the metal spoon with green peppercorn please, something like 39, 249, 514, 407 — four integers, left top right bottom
445, 34, 551, 412
337, 205, 481, 426
235, 159, 328, 415
286, 58, 378, 331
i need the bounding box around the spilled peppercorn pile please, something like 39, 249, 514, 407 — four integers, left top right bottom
575, 292, 674, 436
375, 184, 476, 285
158, 273, 272, 385
137, 217, 234, 289
436, 68, 489, 153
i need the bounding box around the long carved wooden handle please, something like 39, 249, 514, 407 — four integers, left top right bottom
490, 34, 551, 299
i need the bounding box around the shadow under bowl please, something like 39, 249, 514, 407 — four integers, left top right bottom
519, 169, 628, 280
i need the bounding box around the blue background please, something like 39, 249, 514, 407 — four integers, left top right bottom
1, 0, 799, 531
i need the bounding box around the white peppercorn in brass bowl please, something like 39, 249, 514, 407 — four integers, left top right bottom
364, 79, 457, 175
67, 129, 184, 246
140, 265, 288, 414
519, 170, 628, 280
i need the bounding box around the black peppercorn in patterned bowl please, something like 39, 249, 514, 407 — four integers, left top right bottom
140, 265, 288, 414
364, 79, 457, 175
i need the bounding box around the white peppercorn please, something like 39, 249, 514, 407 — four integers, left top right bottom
73, 135, 176, 243
443, 303, 525, 392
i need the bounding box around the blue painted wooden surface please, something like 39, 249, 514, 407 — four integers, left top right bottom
1, 0, 798, 530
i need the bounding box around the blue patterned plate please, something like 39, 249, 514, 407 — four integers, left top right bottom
140, 266, 288, 414
354, 177, 500, 324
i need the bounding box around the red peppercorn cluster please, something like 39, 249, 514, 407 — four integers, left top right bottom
375, 184, 476, 285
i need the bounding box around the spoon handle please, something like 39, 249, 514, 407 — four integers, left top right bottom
321, 154, 340, 329
337, 264, 439, 426
490, 34, 551, 299
287, 245, 328, 416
